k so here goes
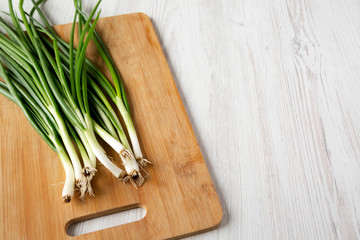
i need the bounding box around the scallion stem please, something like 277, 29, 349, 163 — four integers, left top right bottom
0, 0, 149, 201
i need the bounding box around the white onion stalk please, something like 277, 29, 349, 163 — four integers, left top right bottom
83, 114, 126, 179
49, 106, 83, 184
94, 103, 118, 140
78, 145, 96, 199
76, 128, 97, 168
93, 121, 144, 186
56, 145, 75, 203
115, 96, 150, 167
70, 126, 96, 199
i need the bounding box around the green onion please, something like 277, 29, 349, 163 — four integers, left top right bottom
76, 7, 150, 167
0, 0, 150, 202
0, 61, 75, 203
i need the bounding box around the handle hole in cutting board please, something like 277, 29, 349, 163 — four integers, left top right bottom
66, 206, 146, 236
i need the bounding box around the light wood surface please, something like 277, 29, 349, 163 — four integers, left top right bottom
0, 13, 222, 239
1, 0, 360, 239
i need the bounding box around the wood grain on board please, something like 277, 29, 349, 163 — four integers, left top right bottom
0, 13, 222, 239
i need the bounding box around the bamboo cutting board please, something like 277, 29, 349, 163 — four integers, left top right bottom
0, 13, 222, 239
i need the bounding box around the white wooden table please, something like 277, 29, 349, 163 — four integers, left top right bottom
2, 0, 360, 239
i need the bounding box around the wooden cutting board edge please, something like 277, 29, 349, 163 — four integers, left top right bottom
0, 12, 223, 239
91, 12, 224, 238
134, 13, 224, 237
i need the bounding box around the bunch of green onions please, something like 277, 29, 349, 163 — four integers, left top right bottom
0, 0, 150, 203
